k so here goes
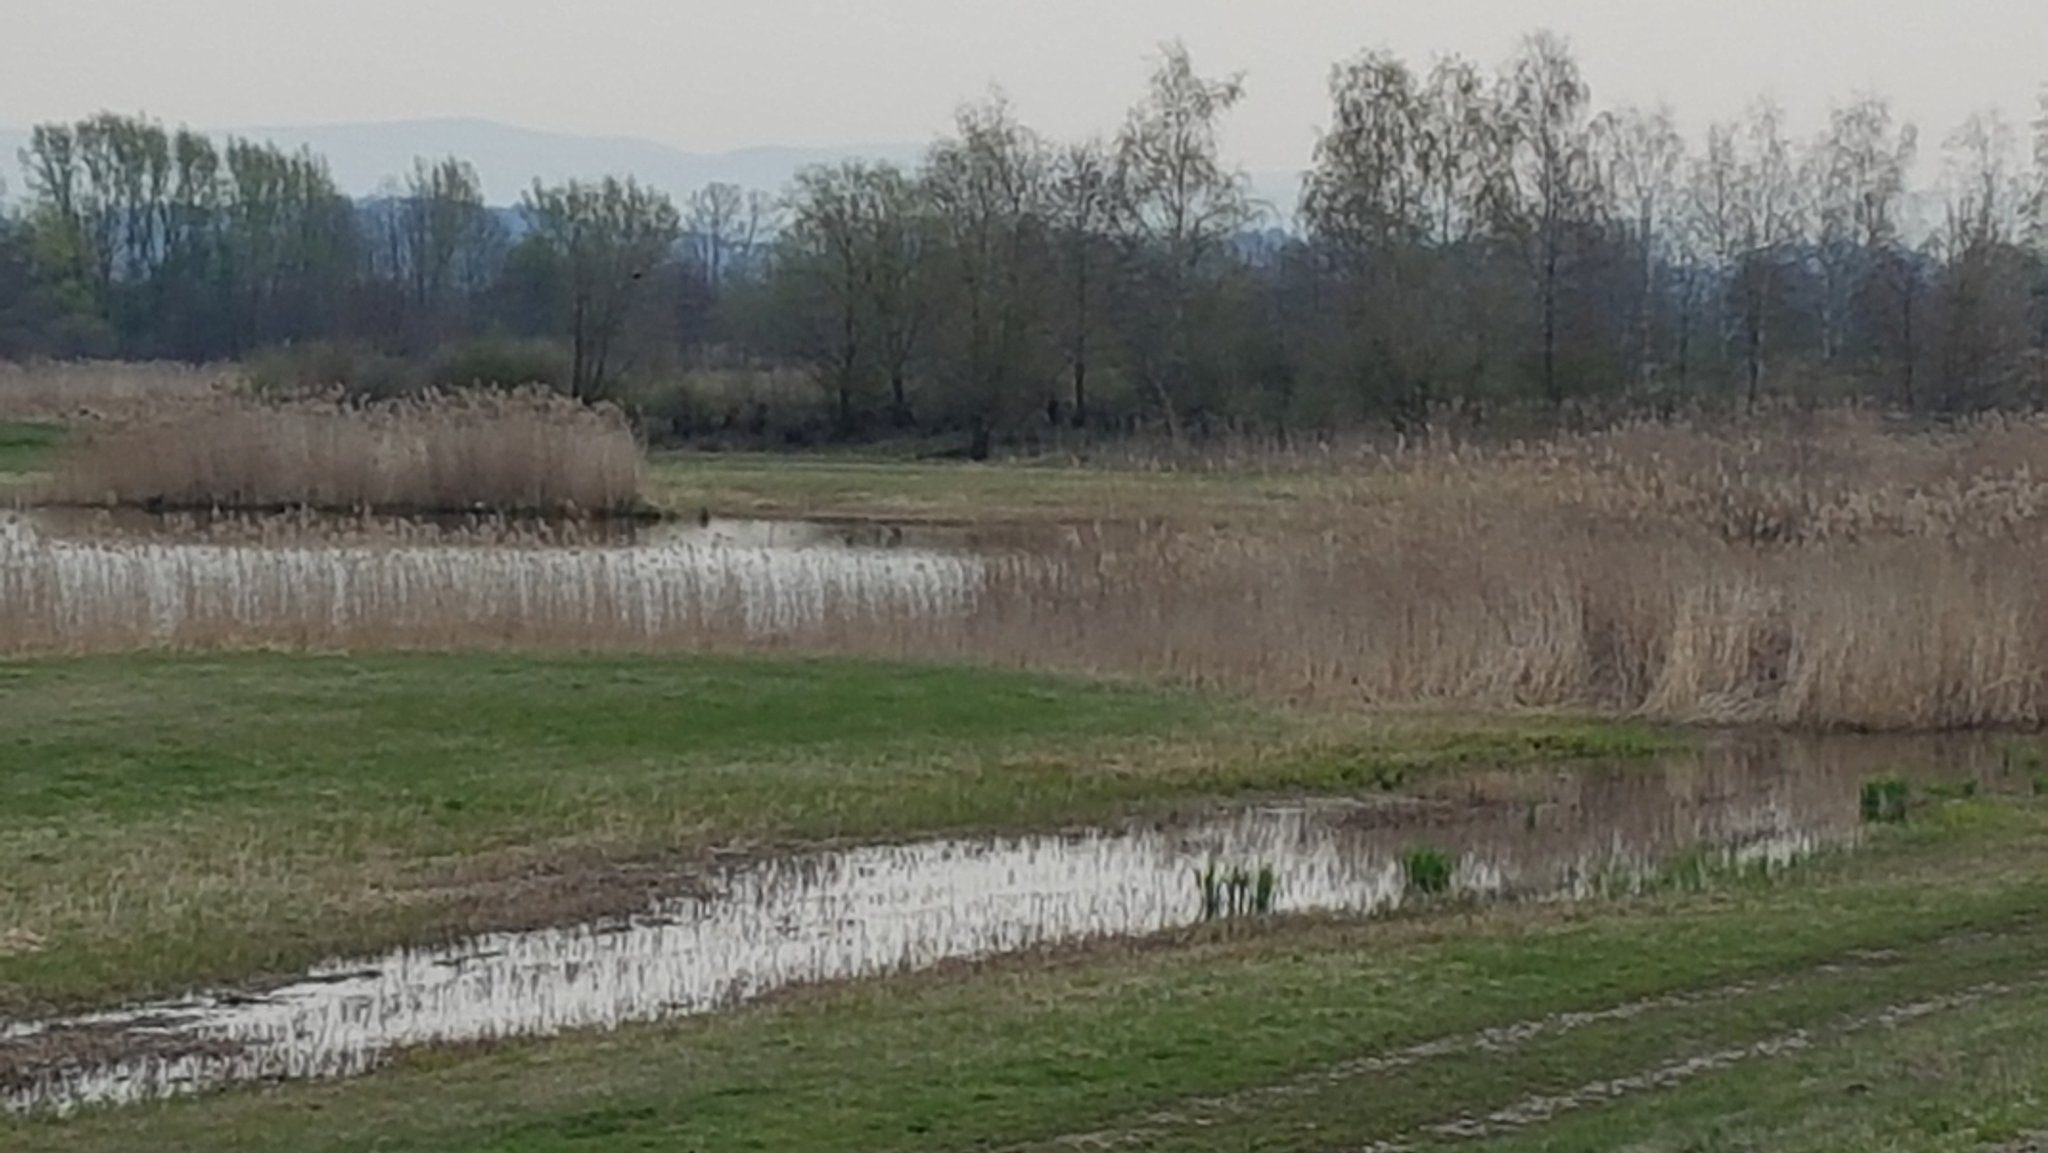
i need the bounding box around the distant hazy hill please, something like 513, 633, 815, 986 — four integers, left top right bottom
1, 117, 1302, 221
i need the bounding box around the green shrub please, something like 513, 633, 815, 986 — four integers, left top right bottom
246, 340, 418, 399
426, 337, 571, 394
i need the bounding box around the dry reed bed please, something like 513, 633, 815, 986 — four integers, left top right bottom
1103, 408, 2048, 545
971, 510, 2044, 731
1, 504, 2040, 731
0, 361, 236, 423
41, 390, 645, 516
11, 410, 2048, 731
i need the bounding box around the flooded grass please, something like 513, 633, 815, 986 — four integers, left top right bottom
1194, 860, 1281, 922
0, 719, 2018, 1113
11, 796, 2047, 1152
0, 651, 1676, 1021
1861, 775, 1914, 825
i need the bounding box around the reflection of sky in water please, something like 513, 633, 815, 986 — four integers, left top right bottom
0, 513, 984, 638
8, 733, 1998, 1116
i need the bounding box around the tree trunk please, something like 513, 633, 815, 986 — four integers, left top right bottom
1541, 234, 1561, 411
1745, 304, 1764, 411
890, 369, 911, 427
1071, 250, 1091, 428
1071, 353, 1088, 430
1901, 273, 1917, 411
570, 293, 590, 402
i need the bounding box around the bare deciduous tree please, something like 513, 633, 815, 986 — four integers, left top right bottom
521, 176, 681, 401
1047, 138, 1123, 428
1808, 96, 1915, 366
1494, 31, 1602, 410
926, 90, 1053, 436
687, 181, 745, 291
1593, 103, 1685, 391
1117, 41, 1253, 435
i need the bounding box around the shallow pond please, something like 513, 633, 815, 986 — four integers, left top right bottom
0, 731, 2017, 1114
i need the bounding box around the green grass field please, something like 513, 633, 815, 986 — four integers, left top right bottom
0, 422, 62, 474
0, 421, 62, 502
0, 652, 1654, 1017
14, 796, 2046, 1153
643, 449, 1363, 524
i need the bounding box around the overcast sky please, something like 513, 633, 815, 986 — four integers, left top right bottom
8, 0, 2048, 170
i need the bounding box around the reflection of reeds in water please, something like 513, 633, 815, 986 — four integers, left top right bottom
0, 515, 982, 651
42, 389, 642, 515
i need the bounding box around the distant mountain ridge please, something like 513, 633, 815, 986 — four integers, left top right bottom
0, 117, 1303, 222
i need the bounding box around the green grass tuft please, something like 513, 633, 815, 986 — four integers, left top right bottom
1195, 859, 1280, 921
1860, 775, 1913, 825
1401, 847, 1456, 899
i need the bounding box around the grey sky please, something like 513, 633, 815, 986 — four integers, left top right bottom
8, 0, 2048, 170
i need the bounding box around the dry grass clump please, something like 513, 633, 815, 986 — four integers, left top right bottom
42, 389, 645, 516
0, 361, 237, 422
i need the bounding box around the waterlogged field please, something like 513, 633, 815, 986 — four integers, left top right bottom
15, 788, 2048, 1151
5, 649, 2046, 1148
9, 384, 2048, 1147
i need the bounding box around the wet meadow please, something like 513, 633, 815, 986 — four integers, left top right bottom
6, 365, 2048, 1150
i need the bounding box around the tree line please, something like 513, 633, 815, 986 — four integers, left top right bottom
8, 32, 2048, 441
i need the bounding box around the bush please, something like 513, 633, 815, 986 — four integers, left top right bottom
426, 337, 571, 394
635, 368, 833, 446
246, 340, 418, 400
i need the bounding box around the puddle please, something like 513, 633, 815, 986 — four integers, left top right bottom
0, 512, 985, 642
1, 732, 2015, 1115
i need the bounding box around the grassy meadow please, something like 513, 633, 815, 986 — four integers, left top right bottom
0, 423, 63, 476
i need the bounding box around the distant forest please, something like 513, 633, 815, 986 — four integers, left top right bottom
7, 32, 2048, 441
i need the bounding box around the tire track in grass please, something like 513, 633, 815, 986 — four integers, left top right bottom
1031, 978, 1773, 1151
1386, 976, 2044, 1151
1020, 922, 2035, 1152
